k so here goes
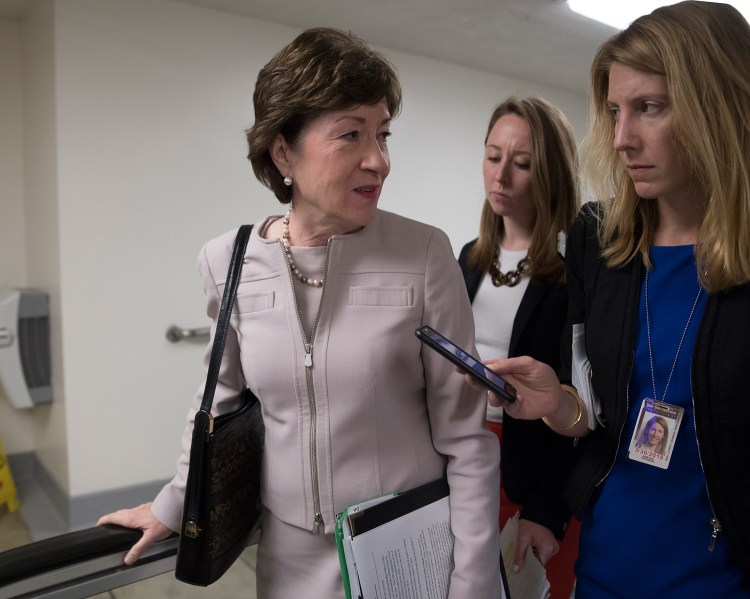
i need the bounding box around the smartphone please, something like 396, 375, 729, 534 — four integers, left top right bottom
415, 325, 517, 403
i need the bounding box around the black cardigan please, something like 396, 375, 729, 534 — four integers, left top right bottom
562, 203, 750, 583
458, 240, 577, 538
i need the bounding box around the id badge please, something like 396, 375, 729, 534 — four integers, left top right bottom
627, 398, 684, 469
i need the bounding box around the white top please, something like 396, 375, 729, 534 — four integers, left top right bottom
472, 248, 529, 422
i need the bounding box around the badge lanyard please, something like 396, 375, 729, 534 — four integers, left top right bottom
628, 271, 702, 469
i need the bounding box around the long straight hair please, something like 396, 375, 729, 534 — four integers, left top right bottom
586, 1, 750, 292
467, 96, 579, 287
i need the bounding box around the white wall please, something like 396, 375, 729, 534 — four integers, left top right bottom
0, 0, 589, 499
383, 50, 587, 250
0, 21, 25, 286
0, 18, 35, 454
0, 0, 69, 486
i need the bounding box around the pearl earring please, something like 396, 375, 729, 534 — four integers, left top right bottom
283, 176, 292, 187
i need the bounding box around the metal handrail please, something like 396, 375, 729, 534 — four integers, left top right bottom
165, 325, 209, 343
0, 525, 178, 599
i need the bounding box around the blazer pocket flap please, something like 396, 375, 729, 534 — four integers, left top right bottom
236, 291, 275, 314
349, 286, 413, 307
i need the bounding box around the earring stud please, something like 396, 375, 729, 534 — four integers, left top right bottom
283, 176, 292, 187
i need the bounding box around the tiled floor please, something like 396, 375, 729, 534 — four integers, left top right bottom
89, 546, 259, 598
1, 467, 70, 548
0, 507, 33, 552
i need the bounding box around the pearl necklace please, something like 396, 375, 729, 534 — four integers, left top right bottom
489, 252, 529, 287
281, 209, 324, 288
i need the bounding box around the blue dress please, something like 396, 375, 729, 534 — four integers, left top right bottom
575, 245, 749, 598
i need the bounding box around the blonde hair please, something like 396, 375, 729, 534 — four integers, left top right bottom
585, 1, 750, 292
468, 96, 579, 287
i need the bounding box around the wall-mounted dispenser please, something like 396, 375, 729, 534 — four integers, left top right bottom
0, 288, 52, 408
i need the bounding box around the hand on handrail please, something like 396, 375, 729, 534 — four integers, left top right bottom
96, 502, 173, 565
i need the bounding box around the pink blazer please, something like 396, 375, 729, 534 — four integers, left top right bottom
152, 210, 502, 597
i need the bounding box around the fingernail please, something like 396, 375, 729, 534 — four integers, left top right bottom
512, 564, 519, 573
124, 553, 134, 566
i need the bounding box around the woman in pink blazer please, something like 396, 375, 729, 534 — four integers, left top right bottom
99, 27, 503, 598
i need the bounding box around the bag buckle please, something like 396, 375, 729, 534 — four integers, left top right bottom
184, 521, 202, 538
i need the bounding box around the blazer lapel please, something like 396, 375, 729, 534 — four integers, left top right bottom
509, 282, 547, 356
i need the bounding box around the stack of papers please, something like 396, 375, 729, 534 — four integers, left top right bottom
335, 478, 453, 599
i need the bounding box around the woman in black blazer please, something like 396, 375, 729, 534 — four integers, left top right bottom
458, 96, 579, 599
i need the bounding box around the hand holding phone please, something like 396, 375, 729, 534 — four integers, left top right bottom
415, 325, 517, 403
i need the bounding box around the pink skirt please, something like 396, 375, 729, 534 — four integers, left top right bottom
256, 507, 344, 598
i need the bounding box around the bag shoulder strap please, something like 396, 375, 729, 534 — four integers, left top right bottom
199, 224, 253, 413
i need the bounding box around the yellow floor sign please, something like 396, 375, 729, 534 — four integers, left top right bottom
0, 439, 20, 513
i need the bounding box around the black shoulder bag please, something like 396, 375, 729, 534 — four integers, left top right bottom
175, 224, 264, 586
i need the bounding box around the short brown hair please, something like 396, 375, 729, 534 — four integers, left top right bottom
468, 96, 579, 287
246, 27, 402, 203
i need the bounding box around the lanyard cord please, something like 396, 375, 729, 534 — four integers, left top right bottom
645, 270, 703, 403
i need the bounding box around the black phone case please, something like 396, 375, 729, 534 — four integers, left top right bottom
416, 325, 516, 403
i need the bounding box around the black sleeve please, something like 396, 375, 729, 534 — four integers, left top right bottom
501, 283, 576, 539
559, 201, 600, 386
